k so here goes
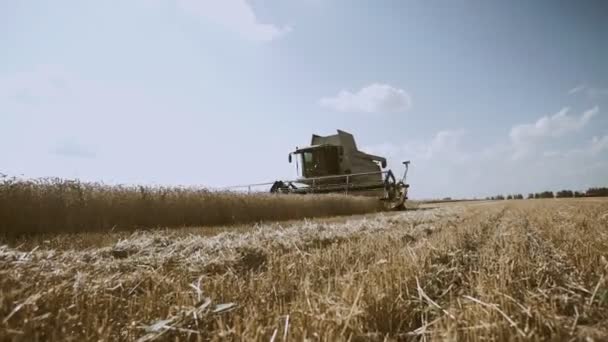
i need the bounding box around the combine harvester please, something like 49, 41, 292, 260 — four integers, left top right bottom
267, 130, 411, 210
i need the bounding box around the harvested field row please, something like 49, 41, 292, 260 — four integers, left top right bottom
0, 178, 382, 234
1, 199, 608, 341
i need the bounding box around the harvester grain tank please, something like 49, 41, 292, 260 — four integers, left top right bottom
270, 130, 410, 210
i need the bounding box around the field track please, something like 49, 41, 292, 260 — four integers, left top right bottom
1, 198, 608, 341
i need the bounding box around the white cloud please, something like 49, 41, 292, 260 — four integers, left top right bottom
568, 84, 608, 98
176, 0, 291, 42
52, 140, 96, 159
365, 129, 467, 162
508, 107, 599, 160
590, 135, 608, 155
552, 134, 608, 159
429, 130, 466, 156
568, 84, 586, 95
363, 130, 479, 199
510, 107, 598, 146
319, 83, 411, 113
363, 111, 606, 199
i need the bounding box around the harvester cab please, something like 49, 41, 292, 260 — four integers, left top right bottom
289, 145, 342, 178
271, 130, 410, 210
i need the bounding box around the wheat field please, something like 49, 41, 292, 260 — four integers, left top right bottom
0, 178, 382, 234
1, 198, 607, 341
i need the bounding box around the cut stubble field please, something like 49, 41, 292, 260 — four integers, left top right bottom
1, 198, 608, 341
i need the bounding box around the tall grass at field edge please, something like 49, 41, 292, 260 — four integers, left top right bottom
0, 177, 382, 234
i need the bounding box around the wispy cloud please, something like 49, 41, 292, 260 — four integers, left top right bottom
568, 84, 586, 95
510, 107, 598, 144
364, 129, 467, 163
568, 84, 608, 98
367, 107, 601, 169
51, 140, 96, 159
509, 107, 598, 159
543, 133, 608, 159
362, 105, 606, 198
176, 0, 291, 42
319, 83, 411, 114
590, 134, 608, 155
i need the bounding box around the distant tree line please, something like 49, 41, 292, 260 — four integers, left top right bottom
486, 194, 524, 200
586, 187, 608, 197
485, 187, 608, 200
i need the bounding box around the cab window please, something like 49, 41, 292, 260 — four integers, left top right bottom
303, 152, 313, 163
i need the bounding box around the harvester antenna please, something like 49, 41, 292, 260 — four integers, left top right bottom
401, 160, 411, 183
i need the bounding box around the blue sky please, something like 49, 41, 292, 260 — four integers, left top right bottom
1, 0, 607, 198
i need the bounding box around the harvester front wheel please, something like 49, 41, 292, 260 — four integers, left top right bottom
383, 182, 407, 211
270, 181, 288, 193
